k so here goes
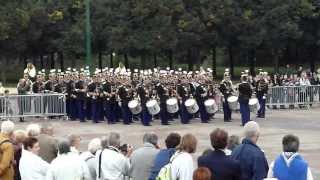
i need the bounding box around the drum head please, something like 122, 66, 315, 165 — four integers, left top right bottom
205, 99, 215, 106
228, 96, 238, 102
128, 100, 138, 108
249, 98, 258, 105
146, 100, 157, 107
185, 99, 195, 107
167, 98, 177, 105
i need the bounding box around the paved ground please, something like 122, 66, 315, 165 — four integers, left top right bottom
13, 108, 320, 179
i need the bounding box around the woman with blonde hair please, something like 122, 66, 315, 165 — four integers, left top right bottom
171, 133, 198, 180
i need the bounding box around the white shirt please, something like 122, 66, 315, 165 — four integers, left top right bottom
95, 147, 131, 180
46, 152, 91, 180
267, 152, 313, 180
171, 151, 194, 180
19, 150, 49, 180
80, 151, 97, 180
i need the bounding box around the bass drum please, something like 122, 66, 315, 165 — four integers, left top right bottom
128, 99, 142, 115
166, 98, 179, 114
227, 96, 239, 110
185, 98, 199, 114
249, 98, 260, 112
204, 99, 218, 114
146, 99, 160, 115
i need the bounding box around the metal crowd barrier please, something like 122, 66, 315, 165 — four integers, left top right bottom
0, 93, 66, 119
266, 85, 320, 108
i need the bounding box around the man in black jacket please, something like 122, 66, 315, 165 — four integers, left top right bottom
238, 75, 252, 126
198, 128, 241, 180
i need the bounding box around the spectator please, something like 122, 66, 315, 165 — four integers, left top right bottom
130, 133, 159, 180
231, 121, 269, 180
198, 128, 241, 180
267, 134, 313, 180
171, 133, 197, 180
38, 123, 58, 163
227, 135, 240, 152
69, 134, 81, 154
80, 138, 102, 180
149, 132, 181, 180
193, 167, 212, 180
0, 120, 15, 180
19, 137, 49, 180
13, 130, 27, 180
95, 132, 131, 180
26, 124, 41, 137
46, 140, 91, 180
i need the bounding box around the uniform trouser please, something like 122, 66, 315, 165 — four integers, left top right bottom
66, 98, 71, 117
223, 98, 232, 121
257, 95, 266, 117
76, 99, 86, 122
91, 100, 100, 123
239, 99, 250, 126
121, 102, 132, 124
141, 107, 152, 126
86, 99, 92, 120
160, 103, 169, 125
70, 98, 78, 120
179, 99, 191, 124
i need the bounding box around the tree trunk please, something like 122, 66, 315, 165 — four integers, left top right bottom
228, 46, 234, 78
309, 45, 318, 73
272, 48, 280, 73
40, 55, 44, 69
59, 52, 64, 71
110, 53, 114, 68
249, 49, 256, 76
50, 52, 55, 69
188, 49, 193, 71
98, 51, 103, 71
153, 54, 157, 67
141, 53, 146, 69
124, 53, 129, 69
212, 47, 216, 77
23, 57, 28, 68
32, 57, 36, 67
169, 50, 173, 69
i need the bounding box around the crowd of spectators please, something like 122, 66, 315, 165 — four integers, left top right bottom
0, 120, 314, 180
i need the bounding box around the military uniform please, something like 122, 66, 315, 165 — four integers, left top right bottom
238, 80, 252, 126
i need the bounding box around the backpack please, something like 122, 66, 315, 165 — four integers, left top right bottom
156, 152, 181, 180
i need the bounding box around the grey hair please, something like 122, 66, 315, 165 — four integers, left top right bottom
143, 132, 158, 146
100, 136, 109, 149
243, 121, 260, 139
26, 124, 41, 137
108, 132, 121, 147
88, 138, 102, 154
40, 122, 53, 132
1, 120, 15, 134
68, 134, 81, 146
58, 140, 71, 155
282, 134, 300, 152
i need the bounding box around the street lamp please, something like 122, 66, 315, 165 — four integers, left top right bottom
85, 0, 92, 69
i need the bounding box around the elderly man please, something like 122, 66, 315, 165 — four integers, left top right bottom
46, 140, 91, 180
69, 134, 82, 154
231, 121, 269, 180
95, 132, 131, 180
198, 128, 241, 180
38, 123, 58, 163
0, 120, 15, 180
267, 134, 313, 180
80, 138, 102, 180
130, 133, 159, 180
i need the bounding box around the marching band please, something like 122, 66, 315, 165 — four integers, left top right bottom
18, 65, 269, 126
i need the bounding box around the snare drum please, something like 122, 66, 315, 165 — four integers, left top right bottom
185, 98, 199, 114
227, 96, 239, 110
128, 99, 142, 115
146, 99, 160, 115
166, 98, 179, 114
249, 98, 260, 112
204, 99, 218, 114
